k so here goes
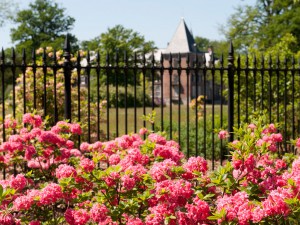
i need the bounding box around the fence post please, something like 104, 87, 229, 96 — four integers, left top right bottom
227, 41, 235, 143
63, 34, 72, 121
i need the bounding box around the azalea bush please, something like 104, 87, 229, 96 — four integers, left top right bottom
0, 113, 300, 224
3, 47, 106, 143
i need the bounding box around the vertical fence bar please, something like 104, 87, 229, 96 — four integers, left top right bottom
292, 56, 296, 149
1, 48, 5, 179
86, 51, 91, 143
11, 49, 17, 176
195, 55, 199, 156
32, 49, 37, 110
124, 51, 128, 134
63, 35, 72, 121
22, 49, 27, 114
245, 55, 249, 121
142, 54, 146, 133
211, 53, 215, 170
96, 51, 101, 140
268, 56, 272, 123
202, 55, 207, 158
53, 50, 58, 123
237, 55, 241, 127
42, 49, 47, 117
253, 56, 257, 111
11, 48, 16, 118
106, 53, 110, 140
283, 57, 288, 151
133, 53, 137, 133
220, 54, 224, 164
169, 53, 173, 140
177, 53, 181, 146
160, 54, 164, 132
151, 53, 155, 132
260, 54, 264, 110
76, 51, 81, 144
0, 48, 5, 142
186, 54, 190, 157
276, 55, 280, 123
227, 41, 235, 143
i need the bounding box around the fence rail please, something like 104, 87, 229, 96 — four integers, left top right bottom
1, 37, 300, 170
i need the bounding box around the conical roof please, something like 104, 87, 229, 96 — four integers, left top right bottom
165, 18, 197, 53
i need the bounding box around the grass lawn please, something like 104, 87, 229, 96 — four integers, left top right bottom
100, 104, 228, 138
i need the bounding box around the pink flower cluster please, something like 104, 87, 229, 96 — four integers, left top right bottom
22, 113, 43, 128
4, 118, 17, 129
51, 121, 82, 135
56, 164, 77, 179
214, 123, 300, 224
216, 191, 253, 225
152, 143, 184, 163
218, 130, 229, 140
150, 159, 177, 182
183, 156, 208, 178
1, 115, 300, 225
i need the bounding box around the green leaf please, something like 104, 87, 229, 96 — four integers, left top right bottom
0, 184, 3, 197
208, 208, 226, 221
288, 178, 296, 186
203, 193, 215, 200
195, 190, 204, 199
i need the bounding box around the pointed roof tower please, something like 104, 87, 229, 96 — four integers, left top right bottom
165, 18, 197, 54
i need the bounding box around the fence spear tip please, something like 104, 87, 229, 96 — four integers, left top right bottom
64, 34, 71, 52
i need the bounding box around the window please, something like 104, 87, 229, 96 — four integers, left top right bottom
173, 74, 179, 84
173, 86, 179, 99
154, 84, 161, 98
191, 74, 195, 82
173, 58, 179, 68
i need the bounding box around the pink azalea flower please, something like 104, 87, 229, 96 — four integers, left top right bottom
218, 130, 229, 140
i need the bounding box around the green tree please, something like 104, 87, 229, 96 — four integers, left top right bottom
194, 36, 229, 58
222, 0, 300, 52
81, 25, 156, 107
10, 0, 78, 51
194, 36, 210, 52
81, 24, 155, 58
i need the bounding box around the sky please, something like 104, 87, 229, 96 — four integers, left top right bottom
0, 0, 256, 49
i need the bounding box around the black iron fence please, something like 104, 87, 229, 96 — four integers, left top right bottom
1, 37, 300, 169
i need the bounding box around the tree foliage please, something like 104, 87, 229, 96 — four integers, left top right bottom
194, 36, 229, 58
222, 0, 300, 52
10, 0, 78, 51
81, 24, 156, 102
232, 34, 300, 136
81, 24, 156, 58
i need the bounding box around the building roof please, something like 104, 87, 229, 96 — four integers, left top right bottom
165, 18, 197, 54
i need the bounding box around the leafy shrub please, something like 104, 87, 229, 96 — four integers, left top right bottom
155, 114, 228, 160
3, 48, 106, 144
99, 85, 151, 108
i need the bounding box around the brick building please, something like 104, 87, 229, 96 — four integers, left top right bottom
153, 18, 221, 105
